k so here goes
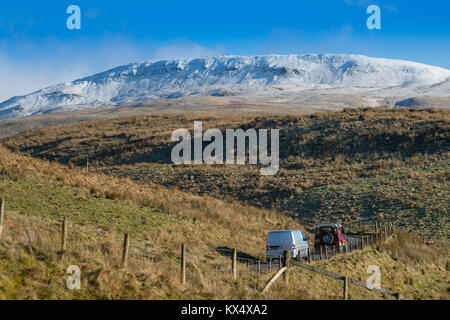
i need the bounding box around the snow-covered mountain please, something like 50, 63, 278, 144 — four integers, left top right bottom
1, 54, 449, 120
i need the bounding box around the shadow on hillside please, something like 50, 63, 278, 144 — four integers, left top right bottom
214, 246, 261, 261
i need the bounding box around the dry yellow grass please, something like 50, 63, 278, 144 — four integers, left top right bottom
3, 108, 448, 246
1, 210, 448, 300
0, 143, 448, 300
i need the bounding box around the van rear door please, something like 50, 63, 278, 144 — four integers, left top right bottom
267, 231, 293, 258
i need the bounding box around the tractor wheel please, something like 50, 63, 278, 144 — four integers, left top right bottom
322, 232, 334, 245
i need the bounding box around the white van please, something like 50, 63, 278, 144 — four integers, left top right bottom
266, 230, 309, 260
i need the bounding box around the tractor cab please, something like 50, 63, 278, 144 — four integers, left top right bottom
314, 221, 348, 252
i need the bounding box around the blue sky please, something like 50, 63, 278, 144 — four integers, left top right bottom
0, 0, 449, 101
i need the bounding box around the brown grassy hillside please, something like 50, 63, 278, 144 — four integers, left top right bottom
2, 108, 448, 247
0, 145, 447, 300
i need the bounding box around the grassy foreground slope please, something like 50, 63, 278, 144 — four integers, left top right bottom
0, 144, 298, 299
3, 108, 449, 246
0, 141, 448, 299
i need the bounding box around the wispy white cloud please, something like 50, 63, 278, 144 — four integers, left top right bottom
0, 36, 222, 102
153, 40, 224, 60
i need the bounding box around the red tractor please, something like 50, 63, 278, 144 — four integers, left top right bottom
314, 221, 348, 252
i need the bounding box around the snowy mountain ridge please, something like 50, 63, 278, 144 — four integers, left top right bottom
1, 54, 449, 120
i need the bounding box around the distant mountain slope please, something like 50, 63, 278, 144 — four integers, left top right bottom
1, 54, 449, 120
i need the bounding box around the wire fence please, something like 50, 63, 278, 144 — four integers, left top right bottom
0, 198, 400, 299
0, 203, 395, 276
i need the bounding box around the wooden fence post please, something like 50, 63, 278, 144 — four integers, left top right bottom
121, 233, 130, 268
361, 236, 364, 250
262, 267, 287, 294
343, 276, 349, 300
232, 248, 237, 280
61, 217, 68, 252
180, 243, 186, 285
0, 198, 4, 239
282, 250, 291, 284
324, 246, 328, 259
